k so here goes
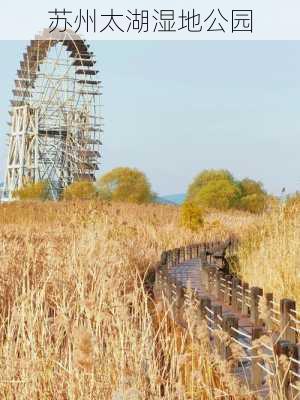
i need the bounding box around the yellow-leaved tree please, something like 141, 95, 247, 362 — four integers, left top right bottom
62, 181, 97, 200
97, 167, 154, 204
13, 181, 50, 201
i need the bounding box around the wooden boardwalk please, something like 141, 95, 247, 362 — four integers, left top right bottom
155, 243, 300, 398
168, 257, 255, 336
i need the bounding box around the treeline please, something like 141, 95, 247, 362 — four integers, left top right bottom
13, 167, 272, 215
13, 167, 154, 204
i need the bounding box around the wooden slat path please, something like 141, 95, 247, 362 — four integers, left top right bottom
168, 257, 255, 335
167, 256, 259, 391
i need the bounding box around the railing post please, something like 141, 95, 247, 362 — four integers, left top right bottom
168, 275, 175, 304
200, 248, 207, 265
231, 277, 241, 312
251, 326, 264, 390
222, 314, 238, 360
195, 244, 199, 258
212, 304, 222, 329
173, 249, 178, 266
175, 285, 185, 322
182, 286, 189, 309
242, 282, 250, 316
199, 296, 211, 320
206, 243, 211, 263
187, 245, 192, 260
166, 250, 172, 269
168, 250, 172, 266
172, 249, 177, 266
176, 248, 181, 265
184, 246, 188, 261
170, 280, 178, 319
280, 298, 297, 344
290, 345, 300, 399
275, 340, 298, 398
212, 304, 222, 355
201, 265, 210, 291
162, 272, 170, 302
154, 267, 161, 300
265, 293, 274, 332
209, 242, 214, 263
155, 252, 168, 300
236, 280, 243, 312
219, 271, 225, 302
207, 266, 216, 294
189, 245, 193, 259
181, 246, 185, 262
214, 270, 222, 299
170, 250, 175, 266
250, 287, 263, 326
192, 245, 196, 258
160, 251, 168, 266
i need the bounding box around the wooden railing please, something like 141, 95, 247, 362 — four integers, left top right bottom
154, 240, 300, 398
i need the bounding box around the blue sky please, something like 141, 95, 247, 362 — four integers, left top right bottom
0, 40, 300, 196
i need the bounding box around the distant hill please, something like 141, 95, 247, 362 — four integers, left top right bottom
156, 193, 186, 205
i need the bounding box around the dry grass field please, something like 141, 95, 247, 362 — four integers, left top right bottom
238, 203, 300, 304
0, 200, 297, 399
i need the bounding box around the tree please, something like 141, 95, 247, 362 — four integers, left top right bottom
97, 167, 154, 204
13, 181, 50, 201
63, 181, 97, 200
187, 169, 234, 202
180, 201, 204, 231
186, 169, 268, 214
238, 193, 266, 214
239, 178, 266, 197
238, 178, 267, 213
192, 179, 241, 211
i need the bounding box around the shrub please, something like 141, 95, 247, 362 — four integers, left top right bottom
97, 167, 154, 204
13, 181, 49, 201
180, 201, 204, 231
63, 181, 97, 200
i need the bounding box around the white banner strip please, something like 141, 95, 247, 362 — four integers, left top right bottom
1, 0, 300, 40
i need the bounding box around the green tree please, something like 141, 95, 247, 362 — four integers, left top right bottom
63, 181, 97, 200
186, 169, 268, 214
193, 179, 241, 211
97, 167, 154, 204
238, 178, 267, 213
239, 178, 266, 197
180, 201, 204, 231
187, 169, 234, 202
238, 193, 266, 213
13, 181, 50, 201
